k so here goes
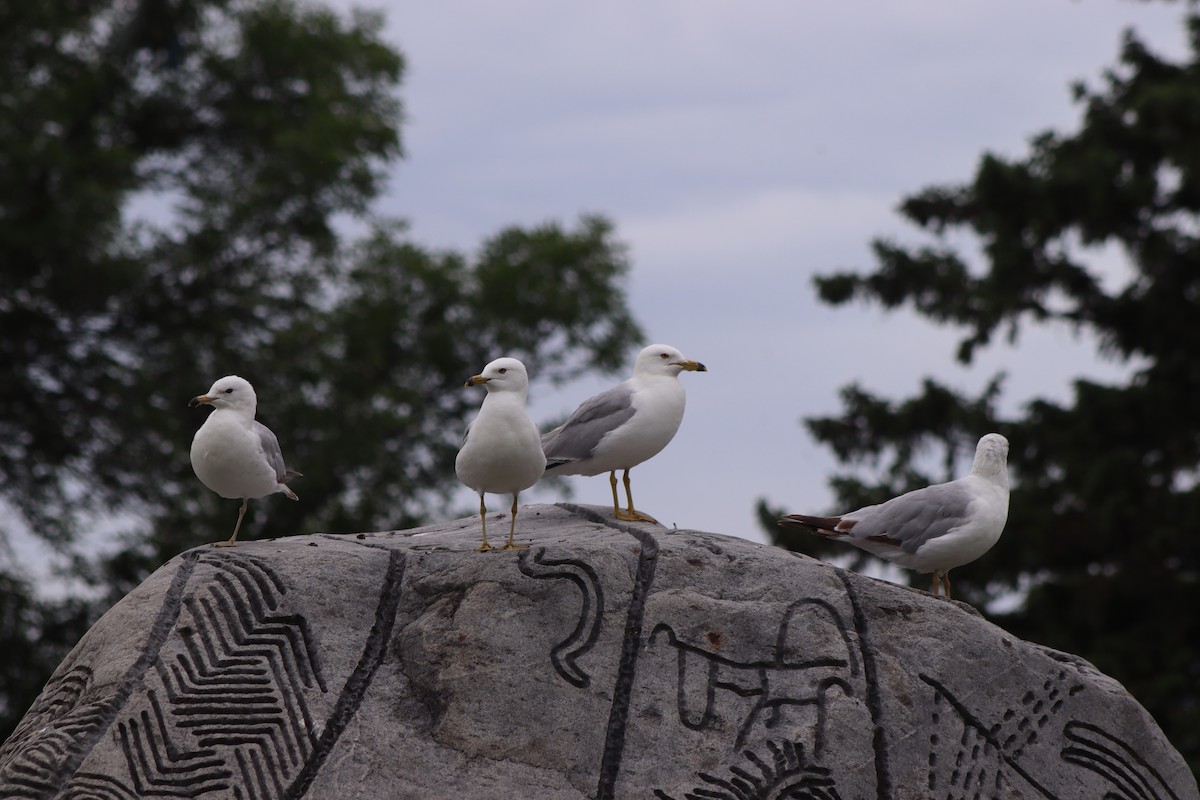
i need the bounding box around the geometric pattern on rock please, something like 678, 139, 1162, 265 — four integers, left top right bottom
0, 503, 1194, 800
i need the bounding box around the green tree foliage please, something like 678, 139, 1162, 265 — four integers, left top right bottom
762, 18, 1200, 770
0, 1, 643, 735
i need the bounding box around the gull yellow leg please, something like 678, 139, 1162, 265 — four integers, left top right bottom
608, 471, 621, 517
214, 498, 249, 547
502, 494, 529, 550
929, 570, 953, 598
615, 469, 658, 524
476, 494, 493, 552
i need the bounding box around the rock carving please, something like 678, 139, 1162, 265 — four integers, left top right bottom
0, 505, 1193, 800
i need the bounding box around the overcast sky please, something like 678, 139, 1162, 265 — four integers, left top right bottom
339, 1, 1191, 543
8, 2, 1193, 602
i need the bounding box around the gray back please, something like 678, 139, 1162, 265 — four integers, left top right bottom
542, 383, 636, 462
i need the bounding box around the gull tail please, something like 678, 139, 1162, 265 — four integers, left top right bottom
280, 469, 302, 500
776, 514, 851, 537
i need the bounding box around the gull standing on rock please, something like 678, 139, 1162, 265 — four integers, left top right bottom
541, 343, 707, 523
456, 357, 547, 551
189, 375, 302, 547
777, 433, 1010, 599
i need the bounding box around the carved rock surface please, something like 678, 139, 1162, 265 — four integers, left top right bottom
1, 503, 1195, 799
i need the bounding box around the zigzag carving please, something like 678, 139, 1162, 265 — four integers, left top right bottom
59, 772, 139, 800
115, 689, 231, 796
0, 666, 110, 798
122, 554, 327, 797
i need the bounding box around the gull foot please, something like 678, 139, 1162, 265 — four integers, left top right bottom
501, 542, 529, 551
615, 509, 659, 524
211, 540, 239, 548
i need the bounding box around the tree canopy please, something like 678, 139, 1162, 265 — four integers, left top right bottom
0, 0, 643, 735
763, 17, 1200, 771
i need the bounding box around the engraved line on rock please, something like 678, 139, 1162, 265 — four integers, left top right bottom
199, 553, 287, 613
57, 773, 139, 800
836, 569, 893, 800
653, 739, 843, 800
115, 689, 231, 796
174, 592, 314, 767
516, 547, 606, 688
594, 526, 659, 800
23, 551, 202, 799
1061, 720, 1181, 800
919, 673, 1058, 800
111, 552, 332, 797
207, 569, 327, 692
648, 613, 855, 751
284, 549, 407, 800
0, 664, 100, 796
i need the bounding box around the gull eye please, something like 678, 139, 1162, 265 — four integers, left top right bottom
498, 368, 507, 374
224, 388, 234, 394
659, 353, 669, 359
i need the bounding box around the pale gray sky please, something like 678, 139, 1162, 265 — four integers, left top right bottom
7, 2, 1191, 605
349, 1, 1187, 542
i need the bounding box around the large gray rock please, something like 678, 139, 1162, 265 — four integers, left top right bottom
1, 503, 1194, 799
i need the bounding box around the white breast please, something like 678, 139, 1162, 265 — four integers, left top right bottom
587, 378, 686, 473
191, 413, 280, 500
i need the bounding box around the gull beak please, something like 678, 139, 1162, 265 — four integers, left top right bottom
673, 359, 707, 372
189, 394, 214, 408
464, 374, 490, 388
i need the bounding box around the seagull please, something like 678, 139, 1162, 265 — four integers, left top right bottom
777, 433, 1010, 599
189, 375, 302, 547
456, 357, 547, 551
541, 343, 707, 523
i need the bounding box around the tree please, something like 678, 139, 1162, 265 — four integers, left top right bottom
1, 0, 406, 546
0, 1, 643, 736
762, 16, 1200, 771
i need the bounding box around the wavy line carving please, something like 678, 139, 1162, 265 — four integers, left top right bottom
1062, 720, 1181, 800
516, 547, 605, 688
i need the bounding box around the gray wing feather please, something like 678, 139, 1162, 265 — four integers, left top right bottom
254, 421, 290, 483
847, 482, 973, 554
542, 383, 636, 463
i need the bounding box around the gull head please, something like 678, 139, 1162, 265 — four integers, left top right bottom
971, 433, 1010, 483
190, 375, 258, 415
633, 344, 707, 378
464, 357, 531, 394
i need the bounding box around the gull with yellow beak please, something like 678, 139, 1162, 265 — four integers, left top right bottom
541, 344, 707, 523
456, 357, 546, 551
189, 375, 301, 546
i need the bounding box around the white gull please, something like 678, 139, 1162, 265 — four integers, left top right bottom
455, 357, 546, 551
540, 343, 706, 523
778, 433, 1010, 598
189, 375, 301, 547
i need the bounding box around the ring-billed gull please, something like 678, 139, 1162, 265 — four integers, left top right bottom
541, 343, 707, 523
777, 433, 1010, 598
456, 357, 546, 551
189, 375, 302, 547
